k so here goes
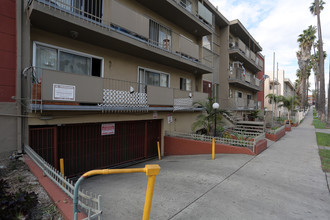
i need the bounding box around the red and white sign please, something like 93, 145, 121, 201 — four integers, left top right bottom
101, 123, 115, 136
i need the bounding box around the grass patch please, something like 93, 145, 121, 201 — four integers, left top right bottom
313, 118, 327, 129
319, 149, 330, 172
316, 132, 330, 146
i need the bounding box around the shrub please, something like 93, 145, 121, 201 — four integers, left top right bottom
0, 179, 38, 220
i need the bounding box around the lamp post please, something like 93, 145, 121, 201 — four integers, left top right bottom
212, 102, 219, 137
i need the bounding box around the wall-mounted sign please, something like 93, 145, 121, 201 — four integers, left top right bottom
101, 123, 115, 136
153, 112, 158, 119
168, 115, 173, 124
53, 84, 75, 101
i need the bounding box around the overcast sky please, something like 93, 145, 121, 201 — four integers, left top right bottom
210, 0, 330, 91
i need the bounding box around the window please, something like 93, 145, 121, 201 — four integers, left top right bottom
229, 63, 233, 74
138, 67, 169, 89
269, 99, 272, 104
229, 89, 233, 98
202, 35, 212, 50
180, 0, 192, 12
34, 42, 103, 80
247, 94, 252, 100
237, 91, 242, 98
269, 84, 273, 90
149, 20, 172, 50
180, 78, 192, 91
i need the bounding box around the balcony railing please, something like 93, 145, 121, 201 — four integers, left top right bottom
229, 67, 261, 91
229, 39, 262, 70
30, 0, 213, 70
28, 68, 208, 112
172, 0, 213, 28
218, 98, 257, 111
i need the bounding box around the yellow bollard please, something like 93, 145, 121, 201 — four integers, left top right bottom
143, 165, 160, 220
60, 158, 65, 186
212, 138, 215, 160
157, 141, 161, 160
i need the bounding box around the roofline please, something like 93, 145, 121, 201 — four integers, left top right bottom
284, 78, 295, 89
230, 19, 262, 51
203, 0, 230, 26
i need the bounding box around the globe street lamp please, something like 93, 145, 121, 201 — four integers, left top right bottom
212, 102, 219, 137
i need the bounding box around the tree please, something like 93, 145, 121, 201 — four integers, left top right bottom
266, 94, 283, 117
278, 96, 300, 121
310, 49, 327, 111
310, 0, 326, 121
192, 98, 225, 136
296, 25, 316, 110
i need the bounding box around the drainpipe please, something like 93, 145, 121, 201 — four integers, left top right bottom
16, 0, 22, 153
21, 0, 31, 149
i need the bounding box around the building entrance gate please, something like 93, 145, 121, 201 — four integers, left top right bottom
29, 120, 161, 176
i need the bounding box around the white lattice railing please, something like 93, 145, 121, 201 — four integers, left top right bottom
165, 131, 266, 153
24, 145, 102, 220
98, 89, 148, 110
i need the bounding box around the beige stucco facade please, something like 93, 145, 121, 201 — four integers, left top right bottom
264, 70, 295, 117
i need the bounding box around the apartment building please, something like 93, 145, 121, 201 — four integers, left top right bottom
224, 20, 264, 120
264, 70, 295, 117
1, 0, 263, 175
1, 0, 232, 176
256, 54, 265, 109
0, 0, 21, 158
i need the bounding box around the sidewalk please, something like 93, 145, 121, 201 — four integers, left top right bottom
81, 109, 330, 219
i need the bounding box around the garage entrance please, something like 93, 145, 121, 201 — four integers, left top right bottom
29, 120, 161, 176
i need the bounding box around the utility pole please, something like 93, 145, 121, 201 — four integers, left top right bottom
276, 62, 279, 119
272, 52, 275, 128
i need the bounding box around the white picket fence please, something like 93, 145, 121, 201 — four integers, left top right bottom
24, 145, 102, 220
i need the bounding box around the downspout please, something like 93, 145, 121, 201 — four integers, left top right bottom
21, 0, 31, 149
16, 0, 22, 153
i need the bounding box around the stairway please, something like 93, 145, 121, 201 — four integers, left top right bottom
233, 121, 265, 134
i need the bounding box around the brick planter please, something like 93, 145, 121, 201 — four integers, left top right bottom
164, 136, 267, 156
265, 129, 286, 141
291, 123, 298, 127
285, 124, 291, 132
254, 139, 268, 154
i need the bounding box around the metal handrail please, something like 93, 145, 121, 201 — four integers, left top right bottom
73, 165, 161, 220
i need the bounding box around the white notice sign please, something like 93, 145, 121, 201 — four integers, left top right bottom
53, 84, 75, 101
101, 123, 115, 136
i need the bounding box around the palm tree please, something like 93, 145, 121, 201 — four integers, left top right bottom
297, 25, 317, 110
310, 0, 326, 121
192, 98, 225, 136
310, 50, 327, 111
278, 96, 299, 121
266, 94, 283, 117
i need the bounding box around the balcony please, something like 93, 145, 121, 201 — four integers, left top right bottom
229, 39, 262, 73
28, 0, 212, 75
135, 0, 213, 37
29, 69, 208, 112
218, 98, 257, 111
228, 67, 261, 92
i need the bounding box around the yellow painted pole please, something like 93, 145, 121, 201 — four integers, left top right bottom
60, 158, 64, 176
143, 165, 160, 220
60, 158, 65, 186
212, 138, 215, 160
157, 141, 161, 160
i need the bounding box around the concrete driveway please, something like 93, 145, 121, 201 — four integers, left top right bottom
81, 109, 330, 219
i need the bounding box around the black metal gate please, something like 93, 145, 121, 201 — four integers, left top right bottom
29, 120, 161, 176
